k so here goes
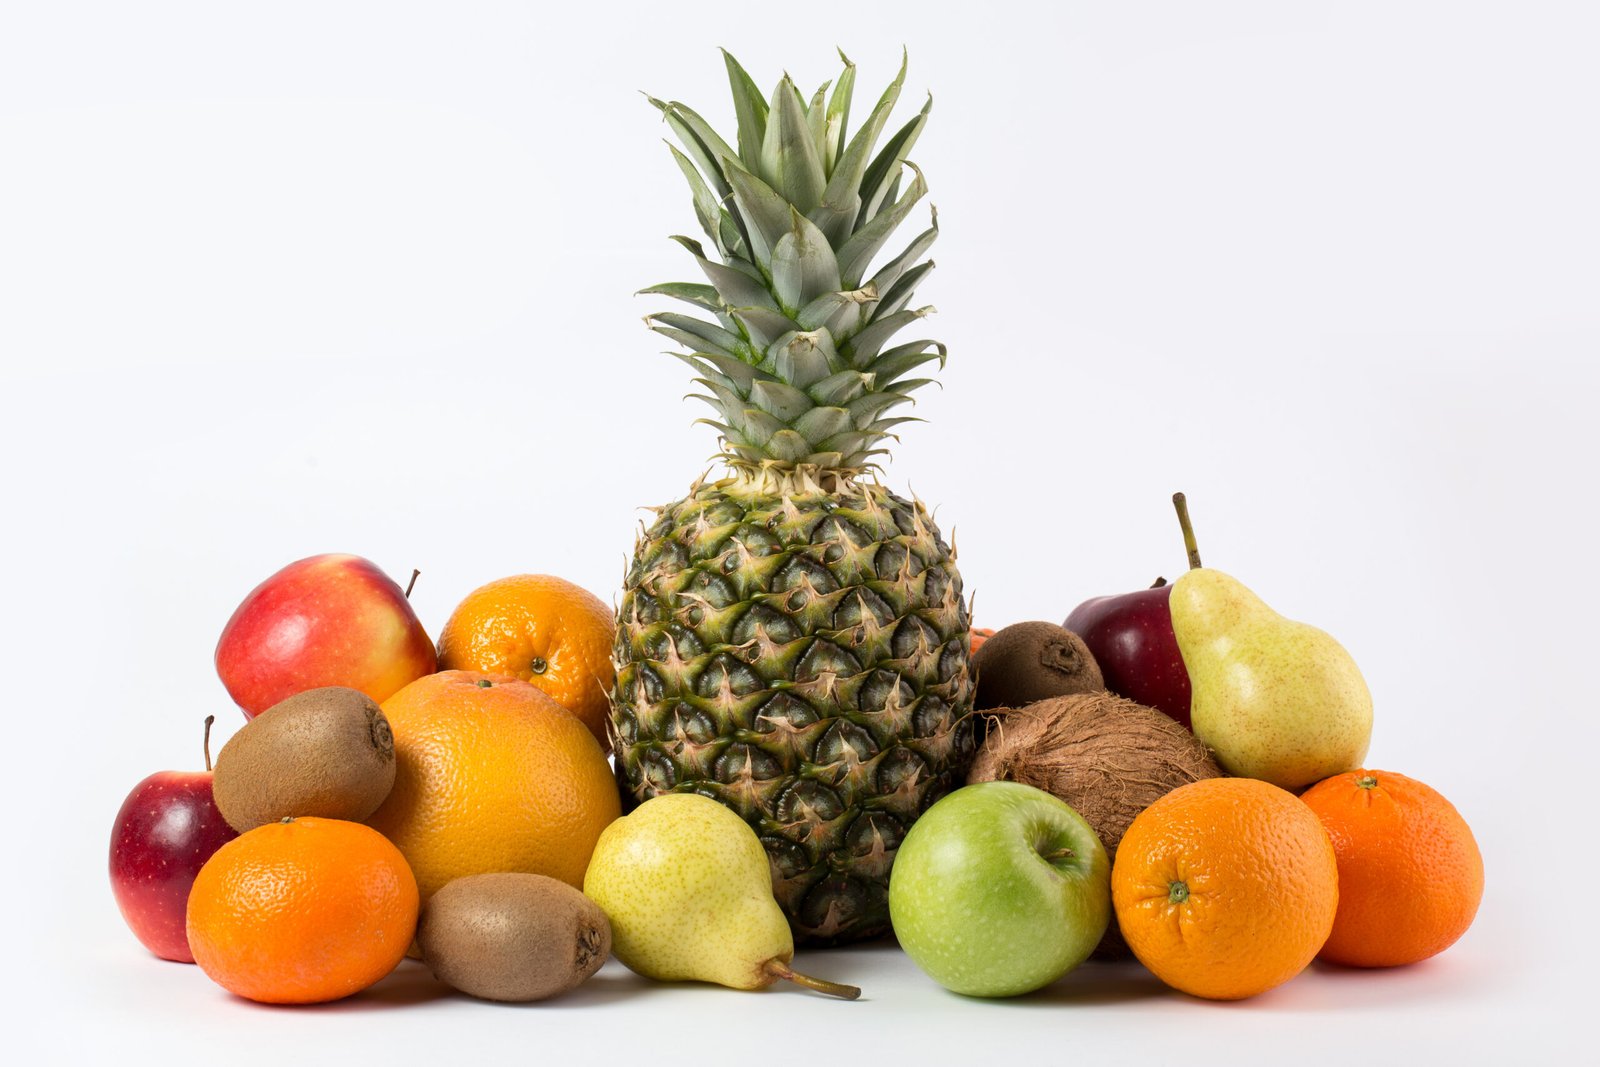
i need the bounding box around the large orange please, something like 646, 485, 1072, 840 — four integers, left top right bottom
1301, 769, 1483, 967
436, 574, 615, 751
186, 817, 418, 1004
1112, 777, 1339, 1000
366, 670, 620, 903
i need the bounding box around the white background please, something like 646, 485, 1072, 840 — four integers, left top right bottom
3, 1, 1594, 1061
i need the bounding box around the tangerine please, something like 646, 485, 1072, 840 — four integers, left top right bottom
366, 670, 620, 904
1301, 769, 1483, 967
185, 817, 418, 1004
1111, 777, 1338, 1000
435, 574, 615, 751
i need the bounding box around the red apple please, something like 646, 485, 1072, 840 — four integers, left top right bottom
109, 717, 239, 962
1064, 580, 1192, 728
215, 553, 436, 718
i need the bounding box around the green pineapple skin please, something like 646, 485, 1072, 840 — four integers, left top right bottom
613, 473, 975, 945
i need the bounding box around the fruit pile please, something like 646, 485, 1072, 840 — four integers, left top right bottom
108, 51, 1482, 1008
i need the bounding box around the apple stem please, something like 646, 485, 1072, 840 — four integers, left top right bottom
1172, 492, 1202, 569
202, 714, 215, 772
1149, 576, 1167, 588
762, 959, 861, 1000
405, 569, 420, 599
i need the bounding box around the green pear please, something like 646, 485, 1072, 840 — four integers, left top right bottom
582, 793, 859, 998
1167, 494, 1373, 790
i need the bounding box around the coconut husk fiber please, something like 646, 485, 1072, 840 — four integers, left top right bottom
968, 691, 1223, 960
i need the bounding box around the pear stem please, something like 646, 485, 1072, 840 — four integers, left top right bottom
1172, 492, 1202, 569
202, 714, 215, 772
762, 959, 861, 1000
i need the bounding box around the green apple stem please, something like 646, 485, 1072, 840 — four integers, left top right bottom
762, 958, 861, 1000
202, 714, 215, 772
405, 569, 420, 599
1172, 492, 1203, 569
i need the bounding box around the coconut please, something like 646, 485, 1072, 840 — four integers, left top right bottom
968, 691, 1223, 958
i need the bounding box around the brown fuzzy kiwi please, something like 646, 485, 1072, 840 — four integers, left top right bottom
972, 621, 1105, 710
417, 872, 612, 1002
968, 691, 1222, 958
212, 686, 396, 832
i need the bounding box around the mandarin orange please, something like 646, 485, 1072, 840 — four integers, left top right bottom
435, 575, 615, 751
1301, 769, 1483, 967
185, 817, 418, 1005
1111, 777, 1338, 1000
366, 670, 620, 904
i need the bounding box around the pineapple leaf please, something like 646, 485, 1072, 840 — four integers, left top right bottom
796, 284, 877, 332
763, 428, 815, 462
726, 163, 793, 268
792, 406, 854, 444
772, 329, 839, 390
682, 349, 760, 391
869, 340, 947, 384
874, 260, 935, 319
722, 50, 770, 171
749, 380, 814, 422
826, 50, 856, 171
668, 236, 775, 309
665, 144, 728, 255
841, 305, 934, 367
806, 369, 872, 406
760, 76, 827, 214
859, 95, 931, 224
818, 50, 907, 227
770, 208, 843, 312
846, 391, 912, 423
807, 80, 831, 176
640, 281, 723, 315
866, 211, 938, 296
648, 312, 758, 361
729, 306, 796, 347
836, 162, 928, 288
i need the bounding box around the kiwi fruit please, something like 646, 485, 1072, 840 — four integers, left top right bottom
417, 872, 611, 1002
212, 686, 396, 832
972, 621, 1104, 710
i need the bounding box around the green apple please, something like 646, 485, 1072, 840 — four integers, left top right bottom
888, 781, 1110, 997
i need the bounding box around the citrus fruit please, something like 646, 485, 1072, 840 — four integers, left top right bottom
185, 817, 418, 1004
1301, 769, 1483, 967
435, 574, 615, 750
1111, 777, 1338, 1000
366, 670, 620, 903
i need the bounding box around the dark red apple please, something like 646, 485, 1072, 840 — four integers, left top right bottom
109, 717, 239, 962
215, 553, 436, 719
1064, 579, 1192, 728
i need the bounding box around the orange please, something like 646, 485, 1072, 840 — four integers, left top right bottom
1301, 769, 1483, 967
1112, 777, 1339, 1000
185, 817, 418, 1005
436, 574, 615, 751
366, 669, 620, 903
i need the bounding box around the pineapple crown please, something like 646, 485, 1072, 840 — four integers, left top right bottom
644, 49, 942, 478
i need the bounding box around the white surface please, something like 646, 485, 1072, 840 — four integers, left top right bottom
2, 1, 1593, 1062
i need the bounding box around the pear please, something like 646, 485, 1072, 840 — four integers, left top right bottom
582, 793, 860, 999
1168, 494, 1373, 790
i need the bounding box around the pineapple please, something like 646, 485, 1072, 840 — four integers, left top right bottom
613, 51, 974, 946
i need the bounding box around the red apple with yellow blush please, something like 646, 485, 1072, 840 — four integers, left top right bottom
215, 553, 436, 718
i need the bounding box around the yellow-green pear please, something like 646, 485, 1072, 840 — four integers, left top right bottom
1167, 494, 1373, 790
582, 793, 859, 998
